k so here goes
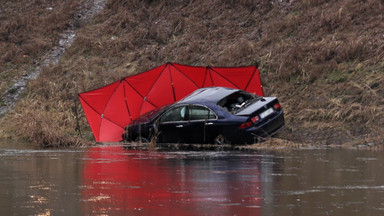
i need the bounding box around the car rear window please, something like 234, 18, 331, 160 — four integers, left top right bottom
217, 91, 259, 114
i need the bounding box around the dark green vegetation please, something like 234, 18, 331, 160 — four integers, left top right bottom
1, 0, 383, 148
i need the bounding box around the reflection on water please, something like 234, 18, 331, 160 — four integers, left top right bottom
1, 143, 384, 215
82, 146, 263, 215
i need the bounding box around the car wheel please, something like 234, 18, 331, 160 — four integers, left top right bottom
135, 137, 150, 143
214, 134, 229, 145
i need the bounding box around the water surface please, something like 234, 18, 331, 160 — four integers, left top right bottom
0, 142, 383, 215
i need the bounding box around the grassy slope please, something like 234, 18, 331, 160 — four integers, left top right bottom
0, 0, 81, 95
1, 0, 383, 147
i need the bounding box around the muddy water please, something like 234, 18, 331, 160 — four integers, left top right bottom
0, 143, 383, 216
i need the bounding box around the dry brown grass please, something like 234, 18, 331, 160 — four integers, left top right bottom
1, 0, 384, 147
1, 65, 87, 147
0, 0, 83, 105
0, 0, 81, 64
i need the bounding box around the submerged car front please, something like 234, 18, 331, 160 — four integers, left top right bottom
122, 107, 165, 142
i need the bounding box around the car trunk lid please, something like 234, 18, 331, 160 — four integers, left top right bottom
235, 97, 277, 116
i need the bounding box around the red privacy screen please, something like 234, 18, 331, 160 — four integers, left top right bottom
79, 62, 263, 142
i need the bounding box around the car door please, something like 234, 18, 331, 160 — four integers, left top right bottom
183, 105, 217, 144
157, 106, 188, 143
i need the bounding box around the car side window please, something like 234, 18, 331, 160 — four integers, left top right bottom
159, 106, 187, 123
189, 105, 216, 120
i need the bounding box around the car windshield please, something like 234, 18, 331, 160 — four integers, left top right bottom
132, 107, 166, 123
217, 91, 260, 114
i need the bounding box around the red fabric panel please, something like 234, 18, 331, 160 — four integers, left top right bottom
79, 81, 120, 114
124, 64, 166, 97
145, 67, 174, 108
207, 67, 239, 89
211, 66, 256, 90
140, 101, 157, 115
170, 66, 200, 101
203, 69, 214, 87
245, 68, 264, 96
99, 118, 124, 142
79, 97, 102, 142
171, 63, 207, 87
123, 81, 145, 121
103, 82, 130, 128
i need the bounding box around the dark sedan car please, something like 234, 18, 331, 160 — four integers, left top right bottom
122, 87, 285, 145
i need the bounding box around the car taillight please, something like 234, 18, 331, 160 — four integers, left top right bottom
239, 121, 253, 129
273, 103, 281, 110
251, 116, 260, 123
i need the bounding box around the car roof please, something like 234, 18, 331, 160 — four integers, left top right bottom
131, 87, 239, 124
177, 87, 239, 105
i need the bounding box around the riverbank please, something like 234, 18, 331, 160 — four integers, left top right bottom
1, 0, 383, 148
118, 137, 383, 152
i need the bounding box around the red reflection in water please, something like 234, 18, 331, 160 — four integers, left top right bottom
82, 146, 261, 215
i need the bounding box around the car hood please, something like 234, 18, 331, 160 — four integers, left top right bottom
234, 97, 277, 116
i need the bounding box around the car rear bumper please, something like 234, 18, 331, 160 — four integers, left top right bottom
233, 111, 285, 144
254, 110, 285, 136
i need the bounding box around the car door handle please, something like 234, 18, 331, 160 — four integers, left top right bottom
176, 125, 183, 128
205, 122, 213, 125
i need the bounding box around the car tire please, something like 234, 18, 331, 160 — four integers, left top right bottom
214, 134, 229, 145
